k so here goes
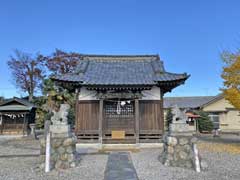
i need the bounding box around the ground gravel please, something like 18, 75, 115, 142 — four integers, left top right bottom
131, 148, 240, 180
0, 154, 108, 180
1, 136, 240, 180
0, 137, 108, 180
0, 137, 40, 156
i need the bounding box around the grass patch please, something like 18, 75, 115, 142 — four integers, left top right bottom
198, 142, 240, 154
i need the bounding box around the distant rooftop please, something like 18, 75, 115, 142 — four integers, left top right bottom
0, 97, 35, 112
163, 96, 216, 109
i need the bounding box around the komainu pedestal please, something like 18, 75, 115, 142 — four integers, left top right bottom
40, 104, 78, 170
40, 134, 77, 170
160, 105, 200, 170
161, 134, 197, 168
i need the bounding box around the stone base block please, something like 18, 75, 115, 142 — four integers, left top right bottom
50, 125, 71, 138
39, 135, 78, 170
161, 134, 198, 170
169, 123, 194, 135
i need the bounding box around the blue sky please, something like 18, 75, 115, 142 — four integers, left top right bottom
0, 0, 240, 98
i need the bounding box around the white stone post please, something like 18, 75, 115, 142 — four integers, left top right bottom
45, 131, 51, 172
193, 144, 201, 172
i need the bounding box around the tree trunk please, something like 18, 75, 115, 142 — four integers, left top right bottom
28, 62, 34, 102
28, 93, 33, 102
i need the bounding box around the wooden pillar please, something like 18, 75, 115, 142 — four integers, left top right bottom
26, 113, 29, 135
22, 113, 26, 135
99, 98, 103, 144
135, 99, 140, 144
160, 89, 164, 133
75, 88, 80, 133
0, 113, 3, 134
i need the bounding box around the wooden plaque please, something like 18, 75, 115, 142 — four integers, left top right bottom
112, 130, 125, 139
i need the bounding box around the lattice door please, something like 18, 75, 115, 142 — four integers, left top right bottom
104, 100, 135, 130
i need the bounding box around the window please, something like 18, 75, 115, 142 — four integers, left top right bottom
209, 113, 220, 129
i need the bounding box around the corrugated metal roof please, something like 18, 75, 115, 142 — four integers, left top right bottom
52, 54, 188, 86
163, 96, 216, 109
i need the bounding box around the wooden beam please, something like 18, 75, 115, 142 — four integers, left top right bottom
99, 99, 103, 144
135, 99, 140, 144
96, 91, 143, 99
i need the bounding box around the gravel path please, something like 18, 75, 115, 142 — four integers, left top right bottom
104, 152, 138, 180
131, 148, 240, 180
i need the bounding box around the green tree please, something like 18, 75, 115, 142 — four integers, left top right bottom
196, 111, 213, 133
165, 108, 173, 131
35, 78, 76, 128
33, 96, 49, 128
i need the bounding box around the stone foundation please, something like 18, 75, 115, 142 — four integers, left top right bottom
161, 134, 198, 169
40, 135, 77, 170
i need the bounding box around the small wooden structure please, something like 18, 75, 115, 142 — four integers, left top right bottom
52, 54, 189, 144
0, 97, 35, 135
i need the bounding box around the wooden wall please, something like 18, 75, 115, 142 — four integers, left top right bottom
139, 100, 163, 133
75, 99, 164, 142
75, 100, 99, 133
75, 100, 164, 132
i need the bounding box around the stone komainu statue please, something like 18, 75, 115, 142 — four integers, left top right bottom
171, 105, 188, 124
50, 104, 70, 125
169, 105, 192, 135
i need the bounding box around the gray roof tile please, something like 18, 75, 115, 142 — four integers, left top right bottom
163, 96, 216, 109
52, 55, 188, 86
0, 97, 35, 112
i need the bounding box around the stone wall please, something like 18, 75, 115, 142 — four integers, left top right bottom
161, 134, 198, 169
40, 135, 77, 170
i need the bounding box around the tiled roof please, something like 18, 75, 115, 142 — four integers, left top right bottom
0, 97, 35, 112
52, 54, 189, 86
163, 96, 216, 109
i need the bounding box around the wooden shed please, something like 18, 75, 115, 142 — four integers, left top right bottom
0, 97, 35, 135
52, 54, 189, 144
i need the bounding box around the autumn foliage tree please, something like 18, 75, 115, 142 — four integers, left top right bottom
221, 51, 240, 110
7, 50, 45, 101
35, 49, 81, 127
39, 49, 81, 75
7, 49, 81, 127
